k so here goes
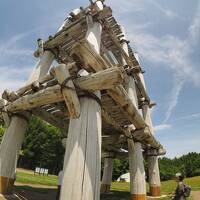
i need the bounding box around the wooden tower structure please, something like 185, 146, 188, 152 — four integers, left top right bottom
0, 1, 166, 199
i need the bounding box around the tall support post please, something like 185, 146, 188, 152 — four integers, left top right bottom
0, 51, 54, 195
60, 2, 103, 199
121, 36, 147, 199
142, 103, 161, 197
60, 92, 102, 200
126, 77, 147, 200
100, 157, 113, 193
135, 53, 161, 197
147, 154, 161, 196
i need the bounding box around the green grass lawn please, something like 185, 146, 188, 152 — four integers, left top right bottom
16, 169, 200, 199
16, 171, 57, 186
110, 176, 200, 194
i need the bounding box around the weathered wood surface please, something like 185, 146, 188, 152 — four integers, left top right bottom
0, 0, 165, 169
101, 158, 113, 193
125, 75, 147, 199
0, 50, 55, 195
6, 85, 63, 112
54, 64, 81, 118
130, 142, 147, 200
0, 99, 10, 127
16, 73, 54, 97
148, 154, 161, 197
61, 92, 102, 200
3, 67, 124, 113
72, 38, 147, 130
142, 102, 161, 196
107, 86, 146, 129
32, 108, 67, 129
74, 66, 124, 91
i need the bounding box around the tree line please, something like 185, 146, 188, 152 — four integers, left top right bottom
0, 117, 200, 180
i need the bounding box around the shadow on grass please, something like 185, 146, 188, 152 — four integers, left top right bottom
14, 185, 57, 200
15, 185, 57, 193
14, 186, 130, 200
101, 190, 129, 200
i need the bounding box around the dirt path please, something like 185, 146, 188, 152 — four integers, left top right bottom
192, 191, 200, 200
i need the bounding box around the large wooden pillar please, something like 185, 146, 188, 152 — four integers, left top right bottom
135, 52, 161, 196
60, 2, 103, 199
126, 77, 147, 200
130, 142, 147, 200
142, 103, 161, 196
100, 157, 113, 193
60, 92, 102, 200
121, 32, 147, 199
135, 51, 161, 197
0, 51, 54, 194
147, 155, 161, 196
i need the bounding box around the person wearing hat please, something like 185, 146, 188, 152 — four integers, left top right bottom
172, 173, 186, 200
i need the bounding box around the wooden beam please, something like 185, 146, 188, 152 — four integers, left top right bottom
102, 109, 128, 135
102, 151, 128, 159
6, 85, 63, 113
0, 99, 10, 127
32, 108, 67, 129
71, 40, 147, 129
74, 66, 124, 91
8, 65, 123, 104
42, 5, 112, 50
5, 68, 124, 113
54, 64, 80, 119
16, 73, 54, 97
107, 86, 146, 129
103, 22, 151, 103
134, 74, 150, 103
71, 40, 112, 72
146, 148, 166, 156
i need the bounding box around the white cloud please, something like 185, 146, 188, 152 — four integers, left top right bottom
188, 3, 200, 43
148, 0, 178, 19
163, 79, 184, 123
0, 80, 26, 95
108, 0, 145, 14
0, 65, 32, 96
177, 112, 200, 121
0, 32, 33, 57
154, 124, 172, 132
0, 32, 35, 96
125, 1, 200, 122
109, 0, 178, 19
165, 137, 200, 158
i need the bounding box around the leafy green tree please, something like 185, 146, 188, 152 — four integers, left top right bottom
0, 125, 5, 143
19, 117, 65, 174
112, 158, 129, 180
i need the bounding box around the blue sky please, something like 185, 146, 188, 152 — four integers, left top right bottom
0, 0, 199, 158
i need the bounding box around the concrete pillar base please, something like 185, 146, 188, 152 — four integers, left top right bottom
100, 184, 111, 193
130, 194, 146, 200
150, 186, 161, 197
0, 176, 14, 195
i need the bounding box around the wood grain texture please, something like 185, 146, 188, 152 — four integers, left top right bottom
0, 50, 55, 195
54, 64, 80, 119
61, 92, 102, 200
101, 158, 113, 193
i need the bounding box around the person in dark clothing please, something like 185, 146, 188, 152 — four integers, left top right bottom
172, 173, 186, 200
